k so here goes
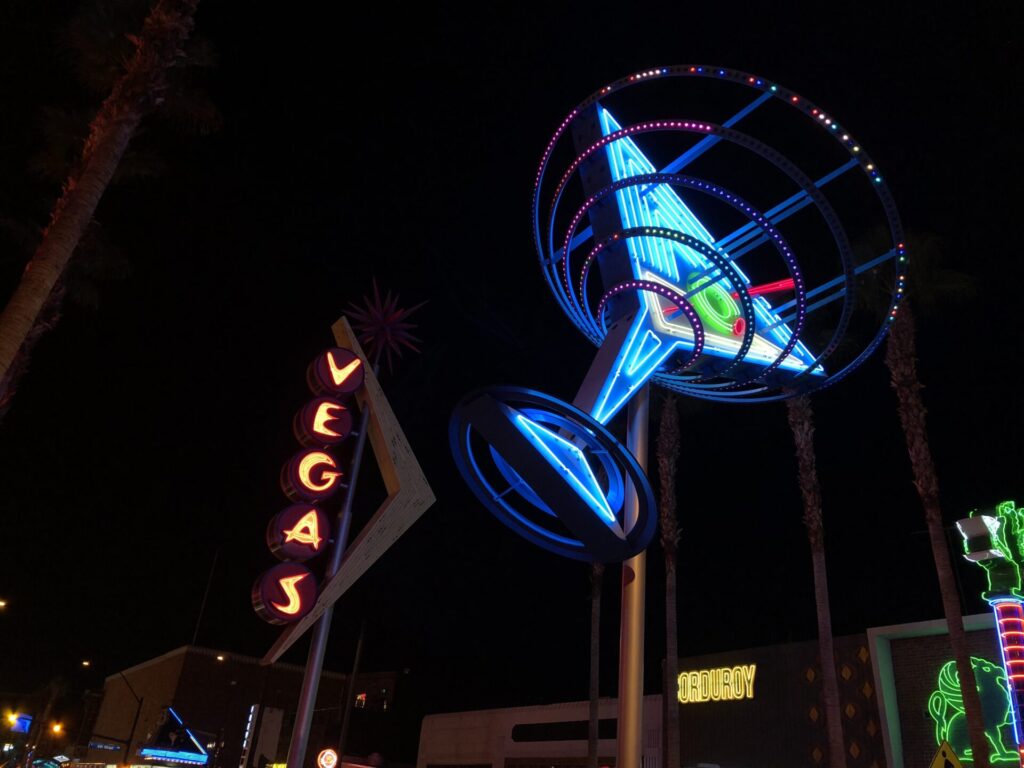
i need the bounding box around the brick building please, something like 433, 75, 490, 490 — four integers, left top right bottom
78, 645, 398, 768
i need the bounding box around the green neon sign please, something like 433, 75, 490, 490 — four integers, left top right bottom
685, 271, 740, 336
958, 501, 1024, 602
928, 656, 1019, 763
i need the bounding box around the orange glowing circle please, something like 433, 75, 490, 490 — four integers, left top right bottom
317, 749, 338, 768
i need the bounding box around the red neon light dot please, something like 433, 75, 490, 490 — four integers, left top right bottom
732, 317, 746, 336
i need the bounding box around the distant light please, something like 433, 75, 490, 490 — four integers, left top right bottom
215, 655, 225, 662
81, 660, 91, 667
5, 713, 17, 726
0, 599, 7, 608
51, 723, 63, 735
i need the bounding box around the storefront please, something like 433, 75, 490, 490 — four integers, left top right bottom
418, 614, 1008, 768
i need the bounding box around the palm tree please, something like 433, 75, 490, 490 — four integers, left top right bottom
0, 0, 201, 393
588, 561, 604, 768
886, 301, 989, 768
657, 393, 681, 767
786, 395, 846, 768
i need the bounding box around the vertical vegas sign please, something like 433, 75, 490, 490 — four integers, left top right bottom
252, 347, 365, 624
252, 316, 434, 768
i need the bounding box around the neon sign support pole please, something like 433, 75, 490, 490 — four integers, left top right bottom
993, 599, 1024, 763
957, 502, 1024, 766
617, 385, 648, 768
285, 402, 372, 768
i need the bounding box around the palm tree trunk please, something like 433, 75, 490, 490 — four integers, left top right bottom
0, 0, 200, 385
787, 396, 846, 768
657, 394, 681, 767
886, 305, 989, 768
588, 561, 604, 768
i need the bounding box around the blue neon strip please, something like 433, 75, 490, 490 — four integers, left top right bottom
512, 414, 615, 523
597, 107, 817, 373
555, 92, 773, 259
139, 749, 209, 766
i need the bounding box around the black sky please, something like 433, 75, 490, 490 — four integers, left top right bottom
1, 1, 1021, 760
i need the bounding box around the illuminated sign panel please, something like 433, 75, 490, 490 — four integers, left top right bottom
308, 348, 365, 397
253, 346, 364, 625
295, 398, 352, 447
267, 505, 329, 561
677, 664, 756, 703
281, 449, 344, 501
252, 562, 317, 624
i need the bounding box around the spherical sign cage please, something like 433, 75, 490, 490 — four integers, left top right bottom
450, 387, 656, 562
532, 65, 906, 402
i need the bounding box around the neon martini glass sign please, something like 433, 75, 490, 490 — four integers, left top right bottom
587, 108, 821, 424
451, 66, 906, 563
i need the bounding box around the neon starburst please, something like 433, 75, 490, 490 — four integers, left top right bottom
346, 280, 425, 371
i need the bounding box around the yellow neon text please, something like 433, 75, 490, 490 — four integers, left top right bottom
677, 664, 756, 703
283, 510, 323, 550
297, 452, 341, 492
312, 401, 346, 438
271, 573, 309, 615
326, 352, 361, 387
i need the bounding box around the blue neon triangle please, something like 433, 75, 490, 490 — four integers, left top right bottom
511, 414, 615, 524
597, 108, 819, 371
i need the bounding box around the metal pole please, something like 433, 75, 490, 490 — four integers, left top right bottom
192, 547, 220, 646
337, 618, 366, 758
118, 672, 144, 765
617, 385, 648, 768
285, 401, 373, 768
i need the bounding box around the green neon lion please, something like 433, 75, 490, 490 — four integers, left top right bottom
928, 656, 1019, 763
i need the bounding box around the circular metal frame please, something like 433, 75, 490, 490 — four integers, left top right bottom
532, 65, 907, 402
449, 386, 656, 562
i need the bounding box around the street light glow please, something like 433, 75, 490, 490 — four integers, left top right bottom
81, 660, 91, 667
51, 723, 63, 735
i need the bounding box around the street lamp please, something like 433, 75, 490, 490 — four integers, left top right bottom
51, 723, 63, 735
6, 712, 18, 727
81, 660, 91, 668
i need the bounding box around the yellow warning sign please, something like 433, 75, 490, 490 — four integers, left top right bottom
929, 740, 963, 768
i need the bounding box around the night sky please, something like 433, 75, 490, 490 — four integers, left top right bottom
0, 1, 1021, 761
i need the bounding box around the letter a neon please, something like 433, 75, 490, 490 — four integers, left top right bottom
272, 573, 309, 615
283, 511, 323, 550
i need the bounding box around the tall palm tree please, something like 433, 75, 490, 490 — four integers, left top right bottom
786, 395, 846, 768
588, 561, 604, 768
886, 301, 989, 768
0, 0, 201, 391
657, 393, 681, 767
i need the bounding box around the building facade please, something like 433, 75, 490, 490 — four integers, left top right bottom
418, 615, 1007, 768
79, 646, 397, 768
